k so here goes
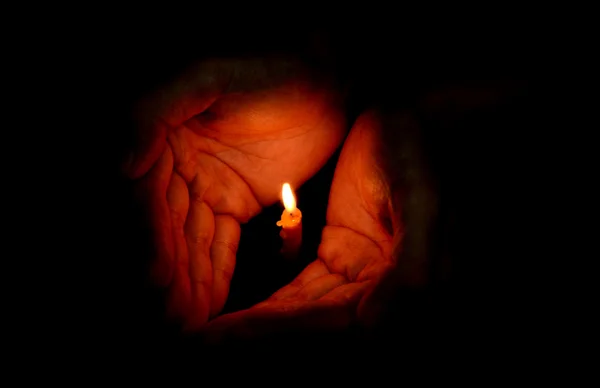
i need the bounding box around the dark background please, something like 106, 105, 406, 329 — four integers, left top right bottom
53, 12, 570, 363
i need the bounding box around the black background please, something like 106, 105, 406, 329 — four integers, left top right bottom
47, 10, 571, 365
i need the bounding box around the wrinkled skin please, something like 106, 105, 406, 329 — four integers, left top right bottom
133, 57, 436, 340
134, 57, 347, 329
200, 111, 406, 342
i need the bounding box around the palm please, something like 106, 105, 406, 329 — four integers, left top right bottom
200, 111, 401, 341
168, 74, 346, 216
137, 57, 346, 329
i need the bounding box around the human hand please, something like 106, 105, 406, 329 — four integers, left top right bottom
132, 57, 347, 330
199, 108, 437, 343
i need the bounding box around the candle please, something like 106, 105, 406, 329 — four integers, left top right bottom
276, 183, 302, 259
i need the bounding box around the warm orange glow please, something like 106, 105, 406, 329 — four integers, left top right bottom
282, 183, 296, 212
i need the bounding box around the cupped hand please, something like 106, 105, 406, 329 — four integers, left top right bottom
134, 57, 347, 329
200, 109, 436, 343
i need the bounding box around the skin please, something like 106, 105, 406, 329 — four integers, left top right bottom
199, 110, 403, 342
132, 56, 440, 341
133, 57, 347, 330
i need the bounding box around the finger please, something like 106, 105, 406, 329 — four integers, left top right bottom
318, 226, 384, 282
184, 179, 215, 330
209, 215, 240, 318
263, 259, 330, 302
166, 172, 191, 321
320, 281, 371, 304
137, 146, 174, 287
200, 299, 355, 344
294, 273, 347, 301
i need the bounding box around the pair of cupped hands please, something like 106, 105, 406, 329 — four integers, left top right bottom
125, 56, 426, 343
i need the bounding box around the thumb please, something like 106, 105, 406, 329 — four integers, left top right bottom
123, 118, 169, 180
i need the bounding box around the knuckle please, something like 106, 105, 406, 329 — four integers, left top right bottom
216, 267, 235, 283
190, 191, 204, 204
189, 277, 211, 291
213, 239, 238, 256
188, 233, 211, 246
170, 212, 186, 229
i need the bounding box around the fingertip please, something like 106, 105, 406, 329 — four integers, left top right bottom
126, 152, 157, 180
122, 153, 152, 180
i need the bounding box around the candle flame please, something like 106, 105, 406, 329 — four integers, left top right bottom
282, 183, 296, 212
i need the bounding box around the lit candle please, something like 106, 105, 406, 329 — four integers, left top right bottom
276, 183, 303, 259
